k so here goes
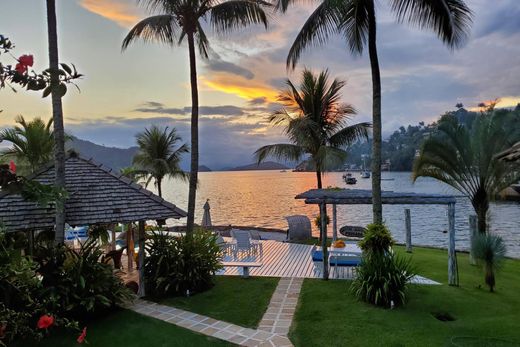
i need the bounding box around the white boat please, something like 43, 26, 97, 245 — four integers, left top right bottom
360, 170, 370, 179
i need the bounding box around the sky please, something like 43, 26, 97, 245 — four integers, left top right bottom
0, 0, 519, 169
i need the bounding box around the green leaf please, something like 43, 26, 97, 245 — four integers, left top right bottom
42, 85, 52, 98
60, 63, 72, 75
57, 83, 67, 97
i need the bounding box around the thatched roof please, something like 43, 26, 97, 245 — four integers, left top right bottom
495, 142, 520, 162
0, 155, 186, 232
295, 188, 456, 205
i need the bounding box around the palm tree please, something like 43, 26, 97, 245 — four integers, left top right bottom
0, 116, 55, 174
133, 125, 189, 198
279, 0, 473, 224
46, 0, 68, 244
122, 0, 270, 233
413, 110, 520, 234
254, 69, 371, 189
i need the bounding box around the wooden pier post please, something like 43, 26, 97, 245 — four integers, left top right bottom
320, 203, 329, 280
137, 221, 146, 297
448, 203, 458, 286
332, 204, 338, 242
405, 209, 412, 253
469, 215, 477, 265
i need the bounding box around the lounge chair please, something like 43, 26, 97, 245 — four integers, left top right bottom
230, 229, 262, 260
102, 246, 127, 270
285, 215, 312, 241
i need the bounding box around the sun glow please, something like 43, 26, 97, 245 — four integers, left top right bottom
203, 75, 278, 103
79, 0, 142, 28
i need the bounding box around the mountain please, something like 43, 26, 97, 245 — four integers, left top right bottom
226, 161, 290, 171
199, 165, 212, 172
67, 137, 138, 171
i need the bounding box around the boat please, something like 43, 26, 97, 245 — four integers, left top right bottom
360, 170, 370, 179
280, 170, 287, 172
343, 172, 357, 185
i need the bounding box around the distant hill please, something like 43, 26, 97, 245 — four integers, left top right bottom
199, 165, 212, 172
67, 137, 138, 171
227, 161, 289, 171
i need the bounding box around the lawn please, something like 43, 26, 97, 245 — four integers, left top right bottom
158, 276, 279, 328
12, 309, 232, 347
290, 246, 520, 347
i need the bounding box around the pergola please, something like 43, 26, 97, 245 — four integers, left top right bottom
295, 188, 458, 285
0, 154, 187, 296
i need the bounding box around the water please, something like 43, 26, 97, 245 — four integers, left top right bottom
160, 171, 520, 257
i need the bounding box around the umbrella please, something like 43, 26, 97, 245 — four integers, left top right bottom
201, 199, 212, 227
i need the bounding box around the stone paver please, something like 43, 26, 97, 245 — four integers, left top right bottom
258, 277, 303, 337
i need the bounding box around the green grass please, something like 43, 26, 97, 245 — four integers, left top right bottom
159, 276, 279, 328
13, 309, 232, 347
290, 246, 520, 347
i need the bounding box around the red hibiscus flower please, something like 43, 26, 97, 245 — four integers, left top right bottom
18, 55, 34, 67
0, 323, 6, 338
77, 327, 87, 344
15, 62, 27, 74
37, 315, 54, 329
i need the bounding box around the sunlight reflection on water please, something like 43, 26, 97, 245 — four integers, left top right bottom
160, 171, 520, 257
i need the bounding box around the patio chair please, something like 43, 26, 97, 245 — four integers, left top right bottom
102, 246, 127, 270
230, 229, 262, 260
285, 215, 312, 241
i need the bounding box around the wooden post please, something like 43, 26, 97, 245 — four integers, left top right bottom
405, 209, 412, 253
469, 215, 477, 265
320, 203, 329, 280
126, 223, 134, 271
111, 227, 116, 251
137, 221, 146, 297
28, 230, 34, 256
332, 204, 338, 242
448, 203, 458, 286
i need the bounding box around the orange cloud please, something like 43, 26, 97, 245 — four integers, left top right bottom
80, 0, 142, 28
468, 96, 520, 111
203, 75, 278, 102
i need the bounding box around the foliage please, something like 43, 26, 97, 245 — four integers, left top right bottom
313, 214, 330, 228
358, 223, 394, 255
413, 107, 520, 233
472, 233, 507, 292
133, 126, 189, 197
34, 239, 134, 319
144, 229, 222, 298
0, 35, 81, 96
254, 69, 370, 188
350, 252, 416, 308
88, 224, 110, 245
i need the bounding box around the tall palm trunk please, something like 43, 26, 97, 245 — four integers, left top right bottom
473, 194, 489, 234
316, 168, 322, 189
157, 177, 163, 198
186, 32, 199, 235
46, 0, 66, 244
367, 0, 382, 224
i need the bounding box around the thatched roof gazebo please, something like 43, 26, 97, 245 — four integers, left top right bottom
0, 154, 187, 297
295, 188, 458, 285
496, 142, 520, 162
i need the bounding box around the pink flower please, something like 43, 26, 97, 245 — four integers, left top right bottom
18, 55, 34, 67
77, 327, 87, 344
15, 63, 27, 74
37, 315, 54, 329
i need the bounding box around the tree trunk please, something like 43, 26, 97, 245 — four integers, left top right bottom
475, 202, 488, 234
157, 177, 162, 198
367, 0, 383, 224
186, 32, 199, 235
316, 168, 322, 189
46, 0, 66, 245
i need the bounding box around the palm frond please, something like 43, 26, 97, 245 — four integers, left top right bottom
338, 0, 370, 55
390, 0, 473, 49
122, 15, 179, 50
329, 122, 371, 147
209, 0, 270, 34
254, 144, 305, 164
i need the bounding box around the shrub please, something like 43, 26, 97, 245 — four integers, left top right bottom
358, 223, 394, 255
313, 214, 330, 229
472, 233, 507, 292
145, 229, 222, 298
34, 238, 134, 319
350, 253, 416, 308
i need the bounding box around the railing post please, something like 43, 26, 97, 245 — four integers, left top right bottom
332, 204, 338, 242
448, 203, 458, 286
138, 220, 146, 297
469, 215, 477, 265
405, 209, 412, 253
320, 203, 329, 280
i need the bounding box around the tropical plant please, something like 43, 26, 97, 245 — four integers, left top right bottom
34, 239, 134, 319
350, 252, 416, 308
278, 0, 473, 224
144, 229, 222, 297
413, 109, 520, 233
133, 126, 189, 197
122, 0, 271, 233
0, 116, 56, 174
472, 233, 507, 292
254, 69, 370, 189
358, 223, 394, 255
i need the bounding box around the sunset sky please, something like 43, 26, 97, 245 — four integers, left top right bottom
1, 0, 519, 168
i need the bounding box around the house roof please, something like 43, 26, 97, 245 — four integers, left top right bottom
0, 154, 187, 232
295, 188, 456, 205
495, 142, 520, 162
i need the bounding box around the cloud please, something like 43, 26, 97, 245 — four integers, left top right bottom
206, 60, 255, 80
134, 102, 245, 116
203, 74, 279, 102
79, 0, 142, 28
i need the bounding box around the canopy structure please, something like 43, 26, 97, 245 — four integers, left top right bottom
496, 141, 520, 162
0, 154, 187, 297
295, 188, 458, 285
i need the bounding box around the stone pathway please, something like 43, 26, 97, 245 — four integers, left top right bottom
258, 278, 303, 335
129, 277, 303, 346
